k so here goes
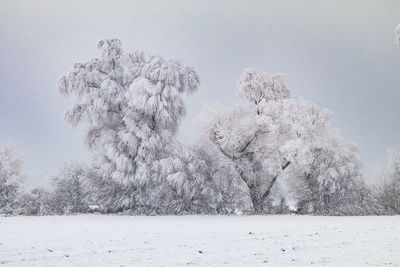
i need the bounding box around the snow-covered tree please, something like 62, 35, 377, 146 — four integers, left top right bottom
288, 131, 373, 215
59, 39, 200, 212
192, 143, 252, 214
15, 188, 54, 216
237, 68, 290, 106
375, 150, 400, 214
0, 145, 24, 214
396, 24, 400, 47
52, 163, 90, 214
196, 68, 332, 213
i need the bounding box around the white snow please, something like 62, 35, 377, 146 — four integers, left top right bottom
0, 215, 399, 266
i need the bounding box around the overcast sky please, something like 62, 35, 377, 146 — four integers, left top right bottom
1, 0, 399, 188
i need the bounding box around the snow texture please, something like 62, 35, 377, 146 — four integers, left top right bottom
0, 215, 399, 266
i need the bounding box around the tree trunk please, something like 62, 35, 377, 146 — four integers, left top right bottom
249, 186, 263, 214
249, 160, 291, 214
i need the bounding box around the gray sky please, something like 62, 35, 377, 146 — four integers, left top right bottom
0, 0, 399, 188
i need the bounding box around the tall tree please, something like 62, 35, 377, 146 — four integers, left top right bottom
59, 39, 200, 212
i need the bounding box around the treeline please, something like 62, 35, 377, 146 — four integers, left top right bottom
1, 146, 399, 216
1, 39, 399, 216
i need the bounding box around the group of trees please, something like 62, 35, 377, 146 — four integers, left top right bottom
0, 156, 91, 215
1, 31, 400, 216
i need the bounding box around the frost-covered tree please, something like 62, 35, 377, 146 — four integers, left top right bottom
52, 163, 90, 214
288, 131, 373, 215
193, 143, 252, 214
196, 68, 331, 213
0, 145, 24, 214
375, 150, 400, 214
59, 39, 200, 212
159, 144, 217, 214
237, 68, 291, 107
396, 24, 400, 47
15, 188, 54, 216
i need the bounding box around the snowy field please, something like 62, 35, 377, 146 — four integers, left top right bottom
0, 215, 399, 266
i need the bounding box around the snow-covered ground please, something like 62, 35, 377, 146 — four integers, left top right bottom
0, 215, 399, 266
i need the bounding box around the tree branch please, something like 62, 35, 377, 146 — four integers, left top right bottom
211, 131, 253, 188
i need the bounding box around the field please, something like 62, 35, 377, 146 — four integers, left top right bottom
0, 215, 399, 266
